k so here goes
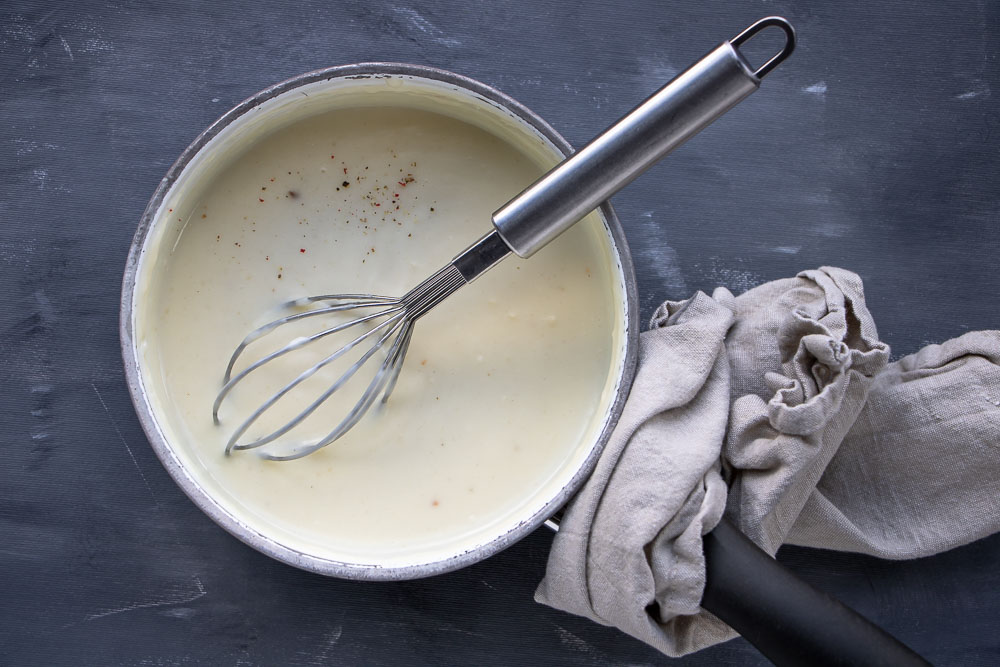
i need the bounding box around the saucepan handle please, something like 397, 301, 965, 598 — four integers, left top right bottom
542, 516, 929, 665
701, 517, 930, 666
492, 17, 796, 258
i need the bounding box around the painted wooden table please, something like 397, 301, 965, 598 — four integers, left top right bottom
2, 1, 997, 664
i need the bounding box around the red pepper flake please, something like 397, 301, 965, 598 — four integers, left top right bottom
398, 181, 406, 187
265, 255, 269, 261
168, 208, 173, 212
394, 193, 399, 198
300, 248, 306, 253
330, 154, 335, 159
374, 202, 380, 207
270, 177, 275, 182
343, 167, 347, 174
288, 190, 299, 198
258, 198, 265, 203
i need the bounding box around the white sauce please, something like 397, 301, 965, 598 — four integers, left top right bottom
134, 78, 625, 570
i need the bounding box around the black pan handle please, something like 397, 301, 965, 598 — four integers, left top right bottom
701, 517, 930, 666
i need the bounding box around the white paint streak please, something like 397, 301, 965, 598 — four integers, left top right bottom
85, 577, 206, 621
955, 83, 990, 100
59, 35, 73, 61
81, 37, 114, 54
553, 625, 595, 654
639, 56, 680, 84
2, 15, 33, 42
391, 6, 461, 47
772, 245, 801, 254
640, 210, 654, 218
803, 81, 827, 97
435, 623, 489, 639
316, 626, 343, 659
161, 607, 196, 619
14, 139, 60, 156
702, 258, 764, 295
817, 221, 850, 238
28, 166, 71, 193
91, 383, 160, 507
30, 168, 48, 190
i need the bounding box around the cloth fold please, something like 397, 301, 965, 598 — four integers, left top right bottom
536, 267, 1000, 657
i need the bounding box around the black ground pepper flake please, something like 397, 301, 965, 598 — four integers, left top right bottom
342, 181, 350, 188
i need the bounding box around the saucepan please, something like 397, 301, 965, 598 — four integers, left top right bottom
121, 19, 927, 666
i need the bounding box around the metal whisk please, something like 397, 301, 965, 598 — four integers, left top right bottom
212, 235, 508, 460
214, 17, 794, 460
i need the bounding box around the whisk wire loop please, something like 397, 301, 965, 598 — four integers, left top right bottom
224, 310, 407, 454
260, 319, 416, 461
213, 302, 405, 423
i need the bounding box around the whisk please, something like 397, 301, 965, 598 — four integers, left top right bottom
213, 17, 795, 460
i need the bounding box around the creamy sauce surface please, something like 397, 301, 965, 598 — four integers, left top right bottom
139, 102, 621, 567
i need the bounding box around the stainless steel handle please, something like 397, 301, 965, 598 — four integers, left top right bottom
492, 16, 795, 258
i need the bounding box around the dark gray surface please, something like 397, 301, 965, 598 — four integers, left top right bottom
2, 1, 998, 665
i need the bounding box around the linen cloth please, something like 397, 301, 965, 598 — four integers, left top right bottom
535, 267, 1000, 656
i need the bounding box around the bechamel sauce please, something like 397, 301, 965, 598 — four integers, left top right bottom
134, 77, 626, 570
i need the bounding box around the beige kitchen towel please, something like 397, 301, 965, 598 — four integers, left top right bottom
788, 330, 1000, 558
535, 267, 1000, 657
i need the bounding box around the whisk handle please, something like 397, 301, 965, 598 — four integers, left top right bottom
491, 17, 794, 258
